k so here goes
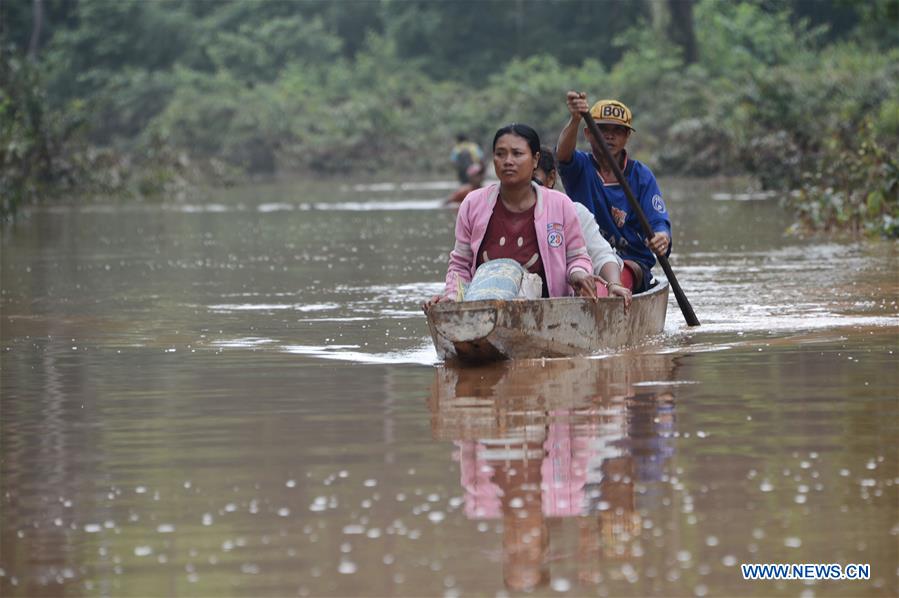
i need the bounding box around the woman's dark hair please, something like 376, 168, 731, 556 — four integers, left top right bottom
492, 123, 541, 156
536, 146, 556, 175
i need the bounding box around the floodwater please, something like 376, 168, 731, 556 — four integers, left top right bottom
1, 176, 896, 597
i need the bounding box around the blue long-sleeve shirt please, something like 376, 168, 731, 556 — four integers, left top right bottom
558, 150, 671, 272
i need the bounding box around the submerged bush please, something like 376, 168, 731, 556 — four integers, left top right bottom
0, 48, 78, 220
788, 119, 899, 237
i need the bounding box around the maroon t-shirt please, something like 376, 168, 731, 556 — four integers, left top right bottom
476, 199, 548, 296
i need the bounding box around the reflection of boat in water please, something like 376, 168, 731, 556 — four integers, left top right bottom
428, 354, 677, 440
425, 281, 669, 364
427, 355, 677, 592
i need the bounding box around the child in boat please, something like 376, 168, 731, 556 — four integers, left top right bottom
424, 123, 630, 313
534, 147, 634, 298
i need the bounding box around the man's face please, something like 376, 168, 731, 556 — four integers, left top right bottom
586, 124, 631, 158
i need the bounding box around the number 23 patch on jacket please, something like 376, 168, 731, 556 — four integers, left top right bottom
547, 222, 563, 247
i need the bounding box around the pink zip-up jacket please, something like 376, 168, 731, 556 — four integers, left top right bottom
444, 182, 592, 299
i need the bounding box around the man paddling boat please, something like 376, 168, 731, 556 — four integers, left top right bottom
557, 92, 671, 294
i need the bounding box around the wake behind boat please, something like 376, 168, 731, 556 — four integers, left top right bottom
426, 280, 669, 363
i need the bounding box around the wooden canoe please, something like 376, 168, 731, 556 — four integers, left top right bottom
426, 280, 669, 363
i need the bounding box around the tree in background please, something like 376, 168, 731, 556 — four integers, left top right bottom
381, 0, 642, 83
0, 0, 896, 233
650, 0, 697, 64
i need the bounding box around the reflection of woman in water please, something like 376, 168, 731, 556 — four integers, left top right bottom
431, 358, 677, 591
495, 435, 550, 591
454, 404, 648, 590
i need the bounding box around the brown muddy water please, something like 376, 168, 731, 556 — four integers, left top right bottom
1, 177, 897, 597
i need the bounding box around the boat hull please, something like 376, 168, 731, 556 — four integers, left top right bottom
426, 281, 669, 363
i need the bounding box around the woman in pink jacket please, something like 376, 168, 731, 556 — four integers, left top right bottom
425, 123, 598, 312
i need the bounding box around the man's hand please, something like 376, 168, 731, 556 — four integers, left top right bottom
648, 232, 670, 256
566, 91, 589, 120
559, 91, 590, 163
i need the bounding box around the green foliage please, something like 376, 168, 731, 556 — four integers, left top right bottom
43, 0, 193, 102
603, 3, 899, 236
2, 0, 897, 236
848, 0, 899, 48
735, 45, 898, 189
0, 0, 78, 55
147, 69, 281, 172
694, 0, 826, 77
380, 0, 642, 84
0, 47, 68, 220
483, 55, 606, 143
787, 119, 899, 237
199, 14, 342, 83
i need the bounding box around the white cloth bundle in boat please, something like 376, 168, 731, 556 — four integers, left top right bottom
462, 259, 542, 301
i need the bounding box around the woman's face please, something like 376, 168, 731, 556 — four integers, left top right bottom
493, 134, 537, 187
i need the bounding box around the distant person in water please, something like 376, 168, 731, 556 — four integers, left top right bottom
450, 133, 485, 184
535, 146, 631, 306
445, 162, 487, 206
423, 124, 596, 312
557, 92, 671, 293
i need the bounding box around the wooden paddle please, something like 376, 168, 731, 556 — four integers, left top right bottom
579, 111, 700, 326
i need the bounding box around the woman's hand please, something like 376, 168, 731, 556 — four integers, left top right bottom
570, 270, 597, 300
422, 295, 451, 314
607, 282, 632, 314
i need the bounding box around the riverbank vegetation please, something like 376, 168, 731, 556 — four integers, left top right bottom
2, 0, 897, 235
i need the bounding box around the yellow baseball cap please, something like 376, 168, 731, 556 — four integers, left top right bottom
589, 99, 635, 131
